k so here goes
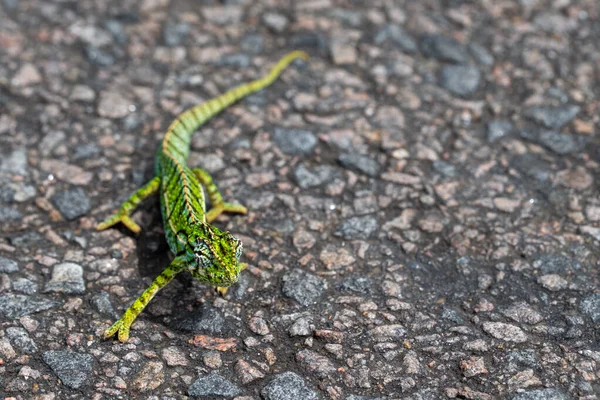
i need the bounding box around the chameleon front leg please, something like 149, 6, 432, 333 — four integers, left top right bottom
97, 176, 161, 233
191, 168, 247, 223
105, 255, 187, 342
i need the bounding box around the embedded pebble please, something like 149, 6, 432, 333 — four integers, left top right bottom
335, 216, 379, 240
420, 34, 469, 64
338, 153, 380, 177
261, 372, 319, 400
51, 187, 91, 220
43, 262, 85, 294
0, 257, 19, 273
42, 350, 94, 389
440, 65, 481, 97
282, 270, 325, 306
482, 322, 528, 343
523, 105, 580, 130
188, 372, 241, 398
272, 128, 317, 156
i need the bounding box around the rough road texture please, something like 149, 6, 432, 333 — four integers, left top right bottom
1, 1, 599, 399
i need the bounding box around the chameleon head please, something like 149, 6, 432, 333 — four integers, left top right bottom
189, 225, 243, 287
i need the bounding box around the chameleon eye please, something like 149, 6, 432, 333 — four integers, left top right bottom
196, 253, 211, 269
235, 241, 243, 260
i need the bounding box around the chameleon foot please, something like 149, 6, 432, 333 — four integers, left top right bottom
206, 203, 247, 224
104, 317, 132, 343
97, 213, 141, 233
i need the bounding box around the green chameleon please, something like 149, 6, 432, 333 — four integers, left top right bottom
98, 51, 309, 342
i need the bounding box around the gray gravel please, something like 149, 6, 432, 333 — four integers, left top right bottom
1, 0, 600, 398
188, 371, 241, 398
42, 350, 94, 389
261, 372, 319, 400
50, 187, 91, 220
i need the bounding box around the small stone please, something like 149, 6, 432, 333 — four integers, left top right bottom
1, 148, 28, 176
523, 105, 580, 129
338, 276, 373, 294
133, 361, 164, 392
201, 6, 243, 25
296, 349, 337, 378
0, 294, 59, 319
70, 85, 96, 102
272, 128, 317, 156
240, 34, 264, 54
493, 198, 521, 213
511, 154, 552, 182
335, 216, 378, 239
0, 206, 22, 222
40, 159, 93, 185
293, 164, 340, 189
163, 20, 189, 47
43, 262, 85, 294
511, 388, 568, 400
188, 372, 241, 398
261, 371, 318, 400
417, 214, 444, 233
520, 128, 588, 155
580, 294, 600, 323
314, 329, 343, 343
12, 278, 37, 294
248, 317, 270, 336
373, 24, 417, 53
556, 167, 593, 190
288, 317, 312, 337
338, 153, 380, 177
262, 12, 289, 33
282, 269, 325, 306
440, 65, 481, 97
235, 360, 265, 384
330, 37, 357, 65
502, 303, 543, 325
98, 90, 132, 119
203, 351, 222, 369
162, 346, 188, 366
533, 254, 582, 274
538, 274, 568, 291
368, 324, 406, 341
319, 245, 355, 270
420, 34, 469, 64
463, 339, 489, 352
482, 322, 528, 343
6, 327, 38, 354
91, 291, 117, 318
487, 120, 513, 143
51, 187, 91, 220
42, 350, 93, 389
85, 46, 115, 66
469, 43, 494, 66
12, 63, 42, 86
0, 257, 18, 273
460, 356, 487, 377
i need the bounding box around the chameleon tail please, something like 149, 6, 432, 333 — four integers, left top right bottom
161, 51, 309, 162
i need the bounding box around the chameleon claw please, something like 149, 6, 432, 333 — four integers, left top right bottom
216, 287, 228, 296
105, 318, 132, 342
223, 202, 247, 215
97, 213, 141, 233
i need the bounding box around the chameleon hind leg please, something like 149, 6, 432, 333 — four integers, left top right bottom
97, 176, 161, 233
191, 168, 247, 223
105, 256, 186, 342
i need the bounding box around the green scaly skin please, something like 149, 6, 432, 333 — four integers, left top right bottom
98, 51, 309, 342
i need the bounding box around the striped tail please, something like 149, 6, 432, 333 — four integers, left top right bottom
161, 50, 309, 161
